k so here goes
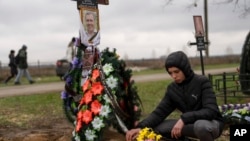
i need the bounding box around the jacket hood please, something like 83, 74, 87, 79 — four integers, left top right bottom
165, 51, 194, 83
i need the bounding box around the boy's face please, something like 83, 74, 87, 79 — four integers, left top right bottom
168, 67, 185, 83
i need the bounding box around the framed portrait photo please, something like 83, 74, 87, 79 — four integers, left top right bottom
80, 7, 100, 37
79, 6, 100, 46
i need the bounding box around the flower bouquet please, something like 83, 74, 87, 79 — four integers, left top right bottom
136, 127, 162, 141
219, 103, 250, 125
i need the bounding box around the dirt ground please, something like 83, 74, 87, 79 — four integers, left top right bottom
0, 118, 230, 141
0, 117, 126, 141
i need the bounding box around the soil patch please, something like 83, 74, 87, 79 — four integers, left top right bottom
0, 118, 230, 141
0, 118, 125, 141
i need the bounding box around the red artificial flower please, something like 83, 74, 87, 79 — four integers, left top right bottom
82, 79, 91, 92
91, 100, 102, 115
91, 81, 104, 95
92, 69, 100, 80
82, 110, 93, 124
76, 111, 85, 132
77, 110, 84, 120
76, 120, 82, 132
80, 90, 93, 105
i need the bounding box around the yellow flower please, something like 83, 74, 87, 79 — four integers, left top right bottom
136, 127, 162, 141
148, 132, 157, 139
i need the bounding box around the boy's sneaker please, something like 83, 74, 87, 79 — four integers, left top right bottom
30, 80, 35, 84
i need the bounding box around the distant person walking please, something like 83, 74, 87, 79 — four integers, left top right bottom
14, 45, 35, 85
3, 50, 18, 84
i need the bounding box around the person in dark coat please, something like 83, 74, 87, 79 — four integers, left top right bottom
3, 50, 18, 84
14, 45, 35, 85
126, 51, 224, 141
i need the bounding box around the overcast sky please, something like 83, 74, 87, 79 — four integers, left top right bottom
0, 0, 249, 65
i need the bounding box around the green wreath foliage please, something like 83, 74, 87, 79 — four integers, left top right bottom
61, 47, 143, 141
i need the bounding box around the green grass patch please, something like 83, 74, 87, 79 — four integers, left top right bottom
0, 93, 64, 128
136, 80, 168, 116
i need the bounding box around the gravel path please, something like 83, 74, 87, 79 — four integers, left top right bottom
0, 67, 237, 98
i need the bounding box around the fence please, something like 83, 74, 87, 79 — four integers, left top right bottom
208, 72, 250, 104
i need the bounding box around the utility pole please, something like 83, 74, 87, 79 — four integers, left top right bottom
204, 0, 209, 57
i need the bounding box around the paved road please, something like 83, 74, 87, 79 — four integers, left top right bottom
0, 68, 237, 98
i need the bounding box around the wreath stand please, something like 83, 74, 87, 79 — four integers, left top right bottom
61, 1, 143, 140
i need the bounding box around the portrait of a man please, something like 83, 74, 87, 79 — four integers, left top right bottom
84, 11, 97, 39
79, 7, 100, 46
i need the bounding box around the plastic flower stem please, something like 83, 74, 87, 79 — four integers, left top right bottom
115, 114, 128, 133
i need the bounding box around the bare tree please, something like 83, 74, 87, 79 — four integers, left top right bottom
213, 0, 250, 18
123, 53, 129, 60
225, 46, 234, 55
164, 0, 250, 18
164, 0, 249, 57
151, 49, 156, 59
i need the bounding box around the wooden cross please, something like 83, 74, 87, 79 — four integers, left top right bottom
97, 0, 109, 5
71, 0, 109, 9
